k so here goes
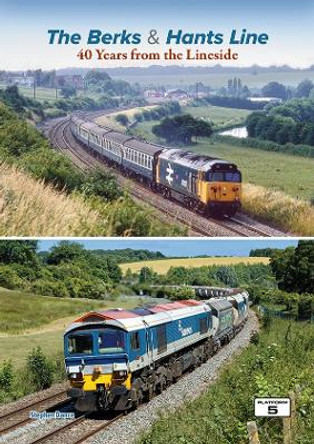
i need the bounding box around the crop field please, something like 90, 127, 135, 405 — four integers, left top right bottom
181, 105, 251, 129
0, 290, 144, 366
133, 121, 314, 201
96, 106, 158, 131
121, 257, 269, 275
110, 71, 314, 88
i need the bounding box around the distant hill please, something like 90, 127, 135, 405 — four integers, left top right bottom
56, 64, 314, 77
92, 248, 165, 264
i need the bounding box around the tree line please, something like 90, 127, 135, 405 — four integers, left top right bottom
0, 241, 122, 299
246, 99, 314, 146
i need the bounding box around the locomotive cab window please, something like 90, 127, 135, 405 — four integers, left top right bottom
98, 329, 125, 354
67, 334, 93, 355
130, 332, 140, 350
207, 171, 241, 182
157, 324, 167, 353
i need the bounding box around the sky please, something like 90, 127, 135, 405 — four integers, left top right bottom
1, 0, 313, 70
38, 239, 299, 257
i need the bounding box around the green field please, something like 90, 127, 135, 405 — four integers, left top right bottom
0, 83, 88, 103
0, 290, 144, 366
182, 105, 250, 129
111, 71, 314, 88
134, 120, 314, 201
121, 257, 269, 275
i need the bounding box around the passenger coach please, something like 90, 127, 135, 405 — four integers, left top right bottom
70, 115, 242, 216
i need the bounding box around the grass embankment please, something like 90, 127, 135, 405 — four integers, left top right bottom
138, 317, 314, 444
0, 163, 101, 236
0, 289, 144, 366
242, 184, 314, 236
0, 164, 184, 236
121, 257, 269, 275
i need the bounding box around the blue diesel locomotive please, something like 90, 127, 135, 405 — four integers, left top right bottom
64, 293, 248, 412
70, 116, 242, 217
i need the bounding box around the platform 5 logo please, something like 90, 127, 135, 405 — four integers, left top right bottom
254, 398, 291, 417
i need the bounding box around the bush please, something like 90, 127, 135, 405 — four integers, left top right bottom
0, 265, 24, 289
0, 360, 14, 391
80, 168, 122, 201
26, 347, 54, 390
115, 113, 129, 126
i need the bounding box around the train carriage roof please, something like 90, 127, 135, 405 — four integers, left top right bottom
124, 138, 164, 156
65, 300, 210, 334
159, 148, 232, 172
206, 299, 233, 312
71, 115, 238, 167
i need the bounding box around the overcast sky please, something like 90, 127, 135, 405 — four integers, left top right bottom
1, 0, 313, 70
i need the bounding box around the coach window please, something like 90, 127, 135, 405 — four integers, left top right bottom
130, 332, 140, 350
157, 324, 167, 353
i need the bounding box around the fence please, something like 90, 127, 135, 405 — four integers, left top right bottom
247, 392, 297, 444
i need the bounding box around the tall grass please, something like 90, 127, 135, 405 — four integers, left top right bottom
0, 164, 101, 236
0, 164, 184, 237
242, 183, 314, 236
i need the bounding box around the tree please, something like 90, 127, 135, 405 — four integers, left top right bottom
152, 114, 212, 144
270, 241, 314, 293
261, 82, 288, 99
115, 113, 129, 126
139, 267, 157, 284
60, 86, 77, 99
214, 266, 238, 287
0, 240, 39, 266
296, 80, 314, 98
46, 241, 86, 265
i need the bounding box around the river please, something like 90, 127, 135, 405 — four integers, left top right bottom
219, 126, 248, 138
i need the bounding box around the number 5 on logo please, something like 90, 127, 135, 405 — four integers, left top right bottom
268, 406, 278, 415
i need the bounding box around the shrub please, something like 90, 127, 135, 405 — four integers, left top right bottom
0, 360, 14, 391
0, 265, 24, 289
26, 347, 54, 390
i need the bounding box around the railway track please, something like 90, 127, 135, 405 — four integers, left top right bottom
44, 113, 286, 238
0, 314, 257, 444
27, 412, 123, 444
0, 389, 69, 437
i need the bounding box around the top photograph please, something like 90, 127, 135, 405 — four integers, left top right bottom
0, 0, 313, 237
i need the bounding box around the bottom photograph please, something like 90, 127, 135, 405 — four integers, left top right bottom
0, 238, 313, 444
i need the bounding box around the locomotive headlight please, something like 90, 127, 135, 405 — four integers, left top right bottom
112, 370, 128, 380
112, 363, 128, 380
93, 366, 102, 375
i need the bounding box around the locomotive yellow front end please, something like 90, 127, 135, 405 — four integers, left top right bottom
199, 163, 242, 217
64, 325, 132, 412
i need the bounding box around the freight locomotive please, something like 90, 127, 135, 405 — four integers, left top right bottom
64, 292, 249, 412
70, 116, 242, 216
